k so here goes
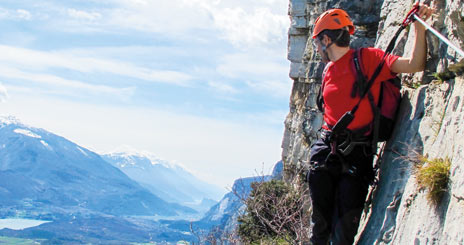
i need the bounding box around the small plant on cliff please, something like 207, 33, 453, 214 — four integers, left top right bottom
237, 179, 310, 244
430, 59, 464, 83
405, 80, 422, 89
415, 156, 451, 204
431, 70, 456, 82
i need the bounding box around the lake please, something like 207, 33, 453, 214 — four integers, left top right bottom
0, 219, 51, 230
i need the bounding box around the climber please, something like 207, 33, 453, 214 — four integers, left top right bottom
307, 3, 434, 245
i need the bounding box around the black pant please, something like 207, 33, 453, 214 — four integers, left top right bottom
307, 138, 373, 245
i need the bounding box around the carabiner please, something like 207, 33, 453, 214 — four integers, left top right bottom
402, 2, 420, 27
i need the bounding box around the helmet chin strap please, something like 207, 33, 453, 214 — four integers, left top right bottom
320, 29, 345, 63
321, 42, 333, 63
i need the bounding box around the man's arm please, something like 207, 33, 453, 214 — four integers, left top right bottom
391, 3, 434, 74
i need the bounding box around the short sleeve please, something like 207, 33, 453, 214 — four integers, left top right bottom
362, 48, 400, 77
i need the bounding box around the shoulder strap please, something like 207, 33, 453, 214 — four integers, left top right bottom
317, 85, 324, 112
352, 48, 366, 98
354, 48, 383, 150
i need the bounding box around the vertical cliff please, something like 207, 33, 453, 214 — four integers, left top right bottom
284, 0, 464, 244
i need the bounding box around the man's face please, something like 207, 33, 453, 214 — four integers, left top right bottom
313, 36, 329, 63
313, 38, 322, 54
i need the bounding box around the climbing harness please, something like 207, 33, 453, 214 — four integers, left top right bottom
312, 129, 367, 177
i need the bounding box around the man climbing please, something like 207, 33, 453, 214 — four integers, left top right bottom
307, 3, 434, 244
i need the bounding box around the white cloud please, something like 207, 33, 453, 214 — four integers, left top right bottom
67, 8, 102, 21
208, 81, 239, 94
214, 48, 290, 97
0, 8, 33, 21
33, 0, 288, 47
0, 67, 135, 99
246, 79, 292, 98
198, 46, 292, 96
0, 83, 8, 103
223, 109, 288, 127
16, 9, 32, 20
0, 8, 7, 19
217, 52, 288, 78
100, 0, 211, 34
2, 1, 289, 48
212, 7, 288, 47
184, 0, 289, 47
0, 45, 192, 86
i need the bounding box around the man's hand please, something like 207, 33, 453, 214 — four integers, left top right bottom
413, 2, 435, 31
391, 2, 436, 74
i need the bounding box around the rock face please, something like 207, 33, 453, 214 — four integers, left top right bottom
284, 0, 464, 244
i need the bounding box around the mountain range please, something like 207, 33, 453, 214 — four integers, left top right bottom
0, 116, 197, 219
102, 151, 223, 216
0, 115, 280, 243
0, 116, 224, 243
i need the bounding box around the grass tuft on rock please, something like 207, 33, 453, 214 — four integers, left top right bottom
415, 157, 451, 205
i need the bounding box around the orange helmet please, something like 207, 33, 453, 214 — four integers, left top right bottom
312, 9, 355, 39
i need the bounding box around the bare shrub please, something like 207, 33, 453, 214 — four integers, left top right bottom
236, 179, 311, 244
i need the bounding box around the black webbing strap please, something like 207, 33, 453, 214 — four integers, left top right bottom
367, 90, 380, 153
352, 48, 366, 97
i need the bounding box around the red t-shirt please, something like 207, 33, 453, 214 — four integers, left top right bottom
322, 48, 399, 132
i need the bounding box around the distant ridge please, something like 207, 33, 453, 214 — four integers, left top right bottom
102, 150, 224, 214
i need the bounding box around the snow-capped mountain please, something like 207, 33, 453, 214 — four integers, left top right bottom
102, 150, 224, 214
0, 116, 195, 218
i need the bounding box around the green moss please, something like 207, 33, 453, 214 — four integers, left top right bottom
415, 157, 451, 205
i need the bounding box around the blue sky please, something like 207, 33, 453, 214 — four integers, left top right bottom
0, 0, 291, 190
